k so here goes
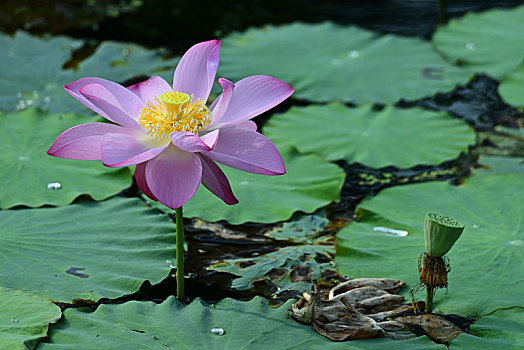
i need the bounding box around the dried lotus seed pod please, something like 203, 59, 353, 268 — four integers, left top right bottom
424, 213, 464, 257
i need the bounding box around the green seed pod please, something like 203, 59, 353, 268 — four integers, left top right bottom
424, 213, 464, 257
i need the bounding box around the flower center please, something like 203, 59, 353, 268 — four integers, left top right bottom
139, 91, 211, 140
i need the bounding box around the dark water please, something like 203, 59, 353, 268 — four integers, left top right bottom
2, 0, 524, 51
2, 0, 523, 307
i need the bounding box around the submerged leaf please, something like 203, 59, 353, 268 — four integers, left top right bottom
265, 211, 330, 243
475, 130, 524, 158
209, 242, 335, 296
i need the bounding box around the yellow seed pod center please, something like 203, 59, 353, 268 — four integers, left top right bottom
159, 92, 191, 119
139, 91, 210, 140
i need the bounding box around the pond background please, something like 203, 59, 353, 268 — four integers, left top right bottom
2, 0, 522, 49
1, 1, 523, 349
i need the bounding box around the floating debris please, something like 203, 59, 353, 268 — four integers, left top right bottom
211, 327, 225, 336
373, 226, 408, 237
47, 182, 62, 190
465, 42, 477, 51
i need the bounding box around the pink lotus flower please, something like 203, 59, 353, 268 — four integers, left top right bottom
48, 40, 293, 209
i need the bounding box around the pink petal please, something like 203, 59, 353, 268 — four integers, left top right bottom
208, 78, 235, 128
145, 146, 203, 209
214, 75, 293, 129
47, 122, 124, 160
203, 128, 285, 175
65, 77, 144, 119
80, 84, 142, 129
200, 130, 220, 149
101, 132, 168, 167
135, 162, 158, 201
173, 40, 220, 102
231, 120, 257, 131
199, 154, 238, 205
127, 76, 172, 103
170, 130, 219, 152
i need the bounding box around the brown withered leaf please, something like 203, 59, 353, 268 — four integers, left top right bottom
367, 304, 419, 322
390, 314, 463, 343
290, 278, 463, 343
329, 278, 406, 298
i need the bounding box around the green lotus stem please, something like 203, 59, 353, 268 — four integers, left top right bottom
426, 286, 434, 313
175, 206, 185, 299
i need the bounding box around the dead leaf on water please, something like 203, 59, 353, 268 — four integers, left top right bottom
290, 278, 463, 343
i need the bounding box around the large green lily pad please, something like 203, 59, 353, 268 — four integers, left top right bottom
477, 156, 524, 176
220, 22, 470, 104
39, 296, 445, 349
432, 6, 524, 79
151, 146, 345, 224
0, 287, 61, 350
499, 61, 524, 107
0, 109, 132, 208
450, 308, 524, 349
336, 172, 523, 317
0, 197, 174, 302
0, 31, 178, 114
264, 103, 475, 168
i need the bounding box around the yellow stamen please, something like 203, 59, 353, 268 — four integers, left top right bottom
139, 92, 210, 140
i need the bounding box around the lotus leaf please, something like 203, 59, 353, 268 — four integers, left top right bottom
477, 156, 524, 176
499, 62, 524, 107
150, 146, 345, 224
433, 6, 524, 79
0, 287, 61, 350
39, 296, 445, 349
264, 103, 475, 168
0, 197, 174, 302
0, 31, 178, 114
450, 308, 524, 349
336, 172, 523, 317
220, 22, 469, 104
0, 109, 132, 208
